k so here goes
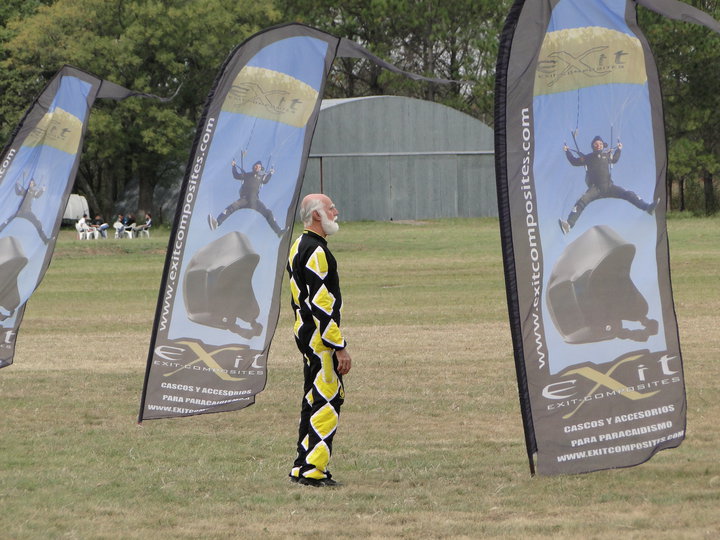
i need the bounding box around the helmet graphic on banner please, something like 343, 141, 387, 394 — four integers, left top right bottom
183, 231, 263, 338
0, 237, 29, 322
546, 225, 658, 344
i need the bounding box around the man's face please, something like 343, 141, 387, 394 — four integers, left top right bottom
592, 139, 604, 151
319, 198, 339, 236
253, 163, 262, 172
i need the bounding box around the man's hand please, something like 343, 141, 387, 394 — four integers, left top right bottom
336, 348, 352, 375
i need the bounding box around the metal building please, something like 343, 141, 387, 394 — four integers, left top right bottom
300, 95, 496, 221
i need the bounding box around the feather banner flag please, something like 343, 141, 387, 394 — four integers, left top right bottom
495, 0, 720, 475
138, 23, 450, 421
0, 66, 160, 368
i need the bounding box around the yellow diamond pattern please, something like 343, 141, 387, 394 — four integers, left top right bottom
306, 247, 328, 279
320, 350, 335, 384
288, 237, 300, 266
293, 312, 303, 338
289, 277, 300, 305
303, 466, 326, 480
322, 320, 344, 348
314, 369, 338, 402
310, 404, 338, 439
309, 325, 328, 355
312, 284, 336, 315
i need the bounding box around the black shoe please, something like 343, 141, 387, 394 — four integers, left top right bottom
297, 476, 342, 487
289, 475, 300, 484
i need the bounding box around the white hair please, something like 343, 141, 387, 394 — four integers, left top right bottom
300, 197, 326, 226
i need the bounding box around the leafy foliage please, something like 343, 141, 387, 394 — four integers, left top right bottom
1, 1, 718, 217
276, 0, 511, 125
639, 0, 720, 213
1, 0, 279, 220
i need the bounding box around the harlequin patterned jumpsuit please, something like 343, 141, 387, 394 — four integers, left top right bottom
287, 229, 346, 482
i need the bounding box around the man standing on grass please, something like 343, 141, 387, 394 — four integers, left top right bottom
287, 193, 352, 488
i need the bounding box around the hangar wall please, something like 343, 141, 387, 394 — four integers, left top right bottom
299, 96, 496, 221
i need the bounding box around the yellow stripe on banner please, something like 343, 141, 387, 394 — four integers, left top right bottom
22, 107, 83, 154
534, 26, 646, 96
222, 66, 319, 128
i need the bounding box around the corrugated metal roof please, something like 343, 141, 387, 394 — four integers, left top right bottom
311, 95, 493, 155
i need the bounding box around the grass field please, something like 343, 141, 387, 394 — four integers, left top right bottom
1, 218, 718, 539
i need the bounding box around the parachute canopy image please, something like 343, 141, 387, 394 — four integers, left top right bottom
0, 237, 28, 321
183, 231, 262, 339
546, 225, 658, 344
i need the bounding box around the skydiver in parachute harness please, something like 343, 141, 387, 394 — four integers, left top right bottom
558, 135, 658, 234
208, 151, 284, 237
0, 179, 52, 244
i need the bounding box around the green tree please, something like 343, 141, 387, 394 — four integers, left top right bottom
276, 0, 510, 125
639, 1, 720, 215
1, 0, 278, 221
0, 0, 55, 143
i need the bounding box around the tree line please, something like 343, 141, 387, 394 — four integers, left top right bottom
1, 0, 718, 221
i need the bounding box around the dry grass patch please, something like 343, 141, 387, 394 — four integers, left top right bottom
1, 218, 719, 539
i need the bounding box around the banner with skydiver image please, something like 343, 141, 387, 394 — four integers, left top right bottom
138, 23, 452, 421
0, 66, 148, 368
495, 0, 720, 475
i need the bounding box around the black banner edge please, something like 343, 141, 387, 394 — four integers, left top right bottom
494, 0, 538, 476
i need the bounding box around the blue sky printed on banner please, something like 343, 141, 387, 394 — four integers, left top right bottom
168, 36, 328, 349
532, 0, 666, 374
0, 75, 91, 328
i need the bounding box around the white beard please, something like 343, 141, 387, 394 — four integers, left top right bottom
321, 213, 339, 236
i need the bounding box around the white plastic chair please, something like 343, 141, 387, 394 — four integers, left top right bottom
75, 221, 87, 240
113, 221, 128, 238
75, 221, 98, 240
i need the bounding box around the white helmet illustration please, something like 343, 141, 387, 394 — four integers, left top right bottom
546, 225, 658, 344
0, 237, 28, 322
183, 231, 262, 338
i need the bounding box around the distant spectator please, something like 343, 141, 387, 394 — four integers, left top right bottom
133, 213, 152, 236
122, 214, 136, 229
77, 214, 98, 239
113, 214, 127, 238
92, 215, 109, 238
